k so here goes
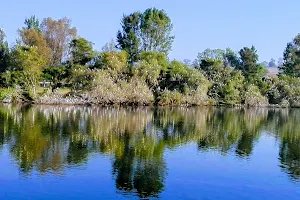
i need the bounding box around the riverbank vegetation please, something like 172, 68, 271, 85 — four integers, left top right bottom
0, 8, 300, 106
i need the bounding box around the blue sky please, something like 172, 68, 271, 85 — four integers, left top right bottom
0, 0, 299, 62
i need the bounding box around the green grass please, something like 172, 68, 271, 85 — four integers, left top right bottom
56, 88, 71, 95
37, 87, 71, 96
37, 87, 46, 95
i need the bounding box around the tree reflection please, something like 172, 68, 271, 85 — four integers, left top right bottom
279, 139, 300, 179
268, 109, 300, 180
197, 108, 266, 158
112, 132, 135, 192
0, 104, 300, 197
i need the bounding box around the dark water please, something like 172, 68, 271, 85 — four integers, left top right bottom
0, 105, 300, 200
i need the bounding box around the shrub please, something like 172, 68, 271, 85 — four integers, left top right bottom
0, 86, 23, 103
69, 65, 97, 92
88, 71, 154, 105
157, 88, 210, 106
206, 64, 245, 105
244, 84, 268, 107
157, 90, 183, 106
267, 76, 300, 107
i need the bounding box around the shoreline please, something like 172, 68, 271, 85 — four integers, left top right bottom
0, 100, 294, 108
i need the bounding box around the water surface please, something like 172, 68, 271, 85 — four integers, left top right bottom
0, 105, 299, 199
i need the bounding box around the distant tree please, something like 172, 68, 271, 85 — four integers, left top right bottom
69, 38, 94, 66
280, 34, 300, 77
268, 58, 276, 68
239, 46, 266, 82
183, 59, 192, 66
195, 48, 241, 70
261, 61, 269, 68
102, 39, 117, 52
41, 17, 77, 66
24, 15, 40, 31
277, 57, 283, 68
193, 48, 225, 70
197, 49, 224, 63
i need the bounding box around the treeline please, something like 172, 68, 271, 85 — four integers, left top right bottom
0, 8, 300, 106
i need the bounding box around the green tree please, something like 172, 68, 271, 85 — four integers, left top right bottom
68, 65, 96, 92
98, 51, 128, 74
24, 15, 41, 32
42, 66, 66, 91
224, 48, 240, 68
133, 51, 169, 88
0, 28, 10, 73
117, 12, 141, 64
194, 48, 225, 69
10, 45, 47, 97
268, 58, 276, 68
280, 34, 300, 77
117, 8, 174, 63
206, 63, 245, 105
140, 8, 174, 54
18, 16, 52, 66
239, 46, 266, 82
69, 37, 94, 66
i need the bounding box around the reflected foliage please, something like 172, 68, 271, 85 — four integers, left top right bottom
0, 105, 300, 197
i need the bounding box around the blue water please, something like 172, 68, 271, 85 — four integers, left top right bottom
0, 105, 299, 199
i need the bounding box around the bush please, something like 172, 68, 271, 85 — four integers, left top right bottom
157, 90, 183, 106
157, 88, 211, 106
244, 84, 268, 107
88, 71, 154, 105
0, 86, 23, 103
69, 65, 97, 92
133, 59, 162, 88
267, 76, 300, 107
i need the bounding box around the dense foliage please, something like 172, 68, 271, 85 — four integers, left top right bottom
0, 8, 299, 106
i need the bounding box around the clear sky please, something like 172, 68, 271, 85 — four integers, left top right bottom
0, 0, 299, 62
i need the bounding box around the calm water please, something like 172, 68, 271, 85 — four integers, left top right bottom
0, 105, 300, 199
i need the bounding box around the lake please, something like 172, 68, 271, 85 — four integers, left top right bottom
0, 105, 299, 199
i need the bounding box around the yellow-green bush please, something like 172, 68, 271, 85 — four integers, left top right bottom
88, 71, 154, 105
244, 84, 268, 107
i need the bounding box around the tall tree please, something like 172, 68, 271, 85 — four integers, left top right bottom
117, 12, 141, 64
140, 8, 174, 54
24, 15, 40, 32
19, 16, 52, 66
239, 46, 266, 82
280, 34, 300, 77
117, 8, 174, 63
0, 28, 10, 72
41, 17, 77, 66
10, 45, 47, 97
69, 37, 94, 66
